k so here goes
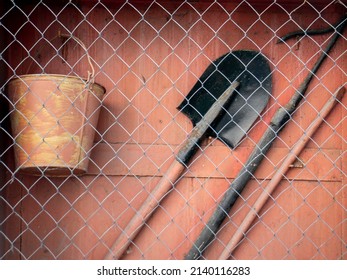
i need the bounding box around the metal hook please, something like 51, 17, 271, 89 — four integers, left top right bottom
277, 13, 347, 43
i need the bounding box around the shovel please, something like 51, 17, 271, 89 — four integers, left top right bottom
185, 14, 347, 260
105, 50, 272, 259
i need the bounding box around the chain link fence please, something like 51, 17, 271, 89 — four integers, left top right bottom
0, 0, 346, 260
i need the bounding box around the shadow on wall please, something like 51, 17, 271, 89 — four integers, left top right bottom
0, 101, 6, 257
0, 0, 9, 258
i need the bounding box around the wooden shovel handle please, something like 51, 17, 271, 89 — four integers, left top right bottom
219, 86, 345, 259
105, 159, 185, 260
105, 82, 239, 260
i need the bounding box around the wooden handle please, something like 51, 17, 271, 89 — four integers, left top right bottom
218, 86, 345, 259
105, 160, 185, 259
105, 81, 239, 260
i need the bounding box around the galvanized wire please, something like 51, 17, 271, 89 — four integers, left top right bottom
0, 0, 346, 260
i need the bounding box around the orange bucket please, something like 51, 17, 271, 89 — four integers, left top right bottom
7, 34, 105, 176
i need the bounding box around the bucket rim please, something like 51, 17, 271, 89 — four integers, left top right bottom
17, 165, 87, 177
8, 74, 106, 94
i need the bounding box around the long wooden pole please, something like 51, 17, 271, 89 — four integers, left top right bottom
219, 86, 345, 259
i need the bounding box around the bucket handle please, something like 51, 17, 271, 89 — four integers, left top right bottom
28, 32, 95, 85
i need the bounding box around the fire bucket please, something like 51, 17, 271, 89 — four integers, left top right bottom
7, 34, 105, 176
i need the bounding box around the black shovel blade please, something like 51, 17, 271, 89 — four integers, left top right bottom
177, 50, 272, 148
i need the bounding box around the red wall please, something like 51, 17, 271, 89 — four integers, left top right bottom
1, 1, 346, 259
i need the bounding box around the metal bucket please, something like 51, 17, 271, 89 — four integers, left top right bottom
7, 34, 105, 176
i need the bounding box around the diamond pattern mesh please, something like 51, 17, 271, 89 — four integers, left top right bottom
0, 0, 346, 260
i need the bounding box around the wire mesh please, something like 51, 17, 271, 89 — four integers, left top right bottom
0, 0, 346, 260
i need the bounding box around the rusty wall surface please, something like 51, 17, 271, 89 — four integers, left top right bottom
0, 0, 346, 259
